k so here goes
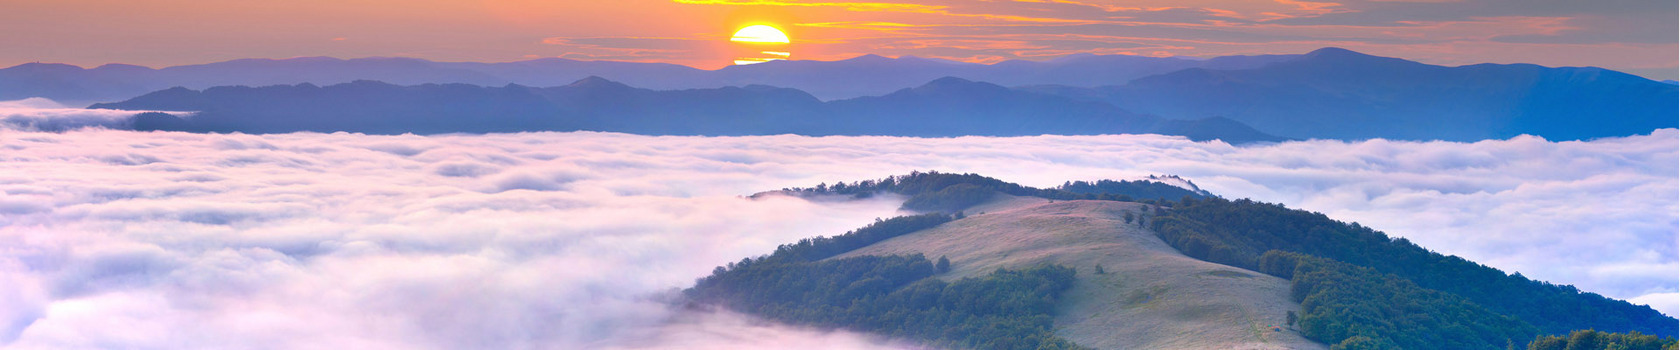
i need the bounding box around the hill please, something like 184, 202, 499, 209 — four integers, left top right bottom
837, 197, 1325, 349
89, 78, 1284, 143
687, 172, 1677, 349
1027, 48, 1679, 141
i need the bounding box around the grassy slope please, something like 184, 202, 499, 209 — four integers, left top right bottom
837, 194, 1327, 350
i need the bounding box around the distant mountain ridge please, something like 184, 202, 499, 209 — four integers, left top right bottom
91, 77, 1285, 143
23, 47, 1680, 141
1, 52, 1294, 105
1024, 48, 1679, 141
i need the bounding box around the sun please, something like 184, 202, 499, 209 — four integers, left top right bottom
730, 25, 790, 44
730, 24, 792, 65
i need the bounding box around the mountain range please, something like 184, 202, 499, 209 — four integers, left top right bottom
0, 52, 1293, 105
12, 47, 1679, 142
93, 77, 1283, 143
1024, 48, 1678, 141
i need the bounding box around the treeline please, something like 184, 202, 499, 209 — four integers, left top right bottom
769, 213, 956, 262
686, 253, 1086, 349
687, 212, 1089, 349
785, 171, 1204, 213
1057, 176, 1206, 202
1260, 251, 1537, 349
1527, 330, 1678, 350
902, 183, 996, 212
1151, 197, 1677, 344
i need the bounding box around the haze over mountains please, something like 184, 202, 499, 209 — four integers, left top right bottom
1026, 48, 1678, 141
0, 51, 1295, 105
9, 47, 1678, 142
90, 77, 1284, 143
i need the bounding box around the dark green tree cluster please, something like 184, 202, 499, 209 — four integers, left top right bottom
785, 171, 1030, 199
781, 171, 1204, 213
768, 213, 955, 262
686, 253, 1086, 349
1057, 178, 1206, 202
1152, 197, 1677, 344
902, 183, 998, 213
1526, 330, 1678, 350
1260, 251, 1538, 349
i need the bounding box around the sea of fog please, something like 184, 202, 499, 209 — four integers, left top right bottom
1, 105, 1675, 348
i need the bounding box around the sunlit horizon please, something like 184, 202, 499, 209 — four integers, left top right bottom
1, 1, 1672, 79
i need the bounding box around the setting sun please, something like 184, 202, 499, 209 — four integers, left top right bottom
729, 24, 790, 44
731, 24, 792, 65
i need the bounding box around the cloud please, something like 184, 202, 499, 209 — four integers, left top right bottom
0, 98, 69, 109
0, 98, 180, 132
596, 310, 915, 350
1630, 293, 1680, 320
687, 0, 1676, 78
0, 128, 918, 348
0, 115, 1674, 347
540, 37, 716, 62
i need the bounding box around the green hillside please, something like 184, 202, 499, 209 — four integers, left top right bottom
695, 173, 1676, 349
686, 214, 1087, 349
1154, 197, 1677, 347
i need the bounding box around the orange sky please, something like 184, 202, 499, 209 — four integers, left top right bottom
2, 0, 1675, 79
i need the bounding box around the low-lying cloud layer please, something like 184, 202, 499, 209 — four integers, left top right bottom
0, 98, 163, 132
0, 120, 1674, 347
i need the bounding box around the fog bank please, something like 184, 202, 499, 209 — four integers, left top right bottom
1, 123, 1673, 347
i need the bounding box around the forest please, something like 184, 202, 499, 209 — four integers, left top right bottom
1154, 196, 1678, 347
767, 213, 955, 262
779, 171, 1204, 213
687, 214, 1087, 349
1056, 177, 1207, 202
1526, 330, 1678, 350
1260, 251, 1537, 349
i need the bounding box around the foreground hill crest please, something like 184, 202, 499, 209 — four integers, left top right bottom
686, 172, 1678, 350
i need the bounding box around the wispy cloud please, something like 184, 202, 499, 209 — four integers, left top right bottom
0, 98, 183, 132
540, 37, 713, 62
673, 0, 945, 12
0, 1, 1671, 77
672, 0, 1675, 76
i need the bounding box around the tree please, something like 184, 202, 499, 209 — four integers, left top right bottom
1153, 197, 1677, 337
936, 255, 952, 273
687, 253, 1086, 350
1332, 336, 1397, 350
1094, 264, 1106, 275
1123, 211, 1135, 224
1526, 330, 1677, 350
1288, 310, 1298, 328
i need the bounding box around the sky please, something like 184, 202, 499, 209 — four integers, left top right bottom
1, 0, 1675, 79
1, 103, 1676, 347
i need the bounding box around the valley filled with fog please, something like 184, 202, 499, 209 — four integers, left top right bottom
1, 118, 1674, 348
